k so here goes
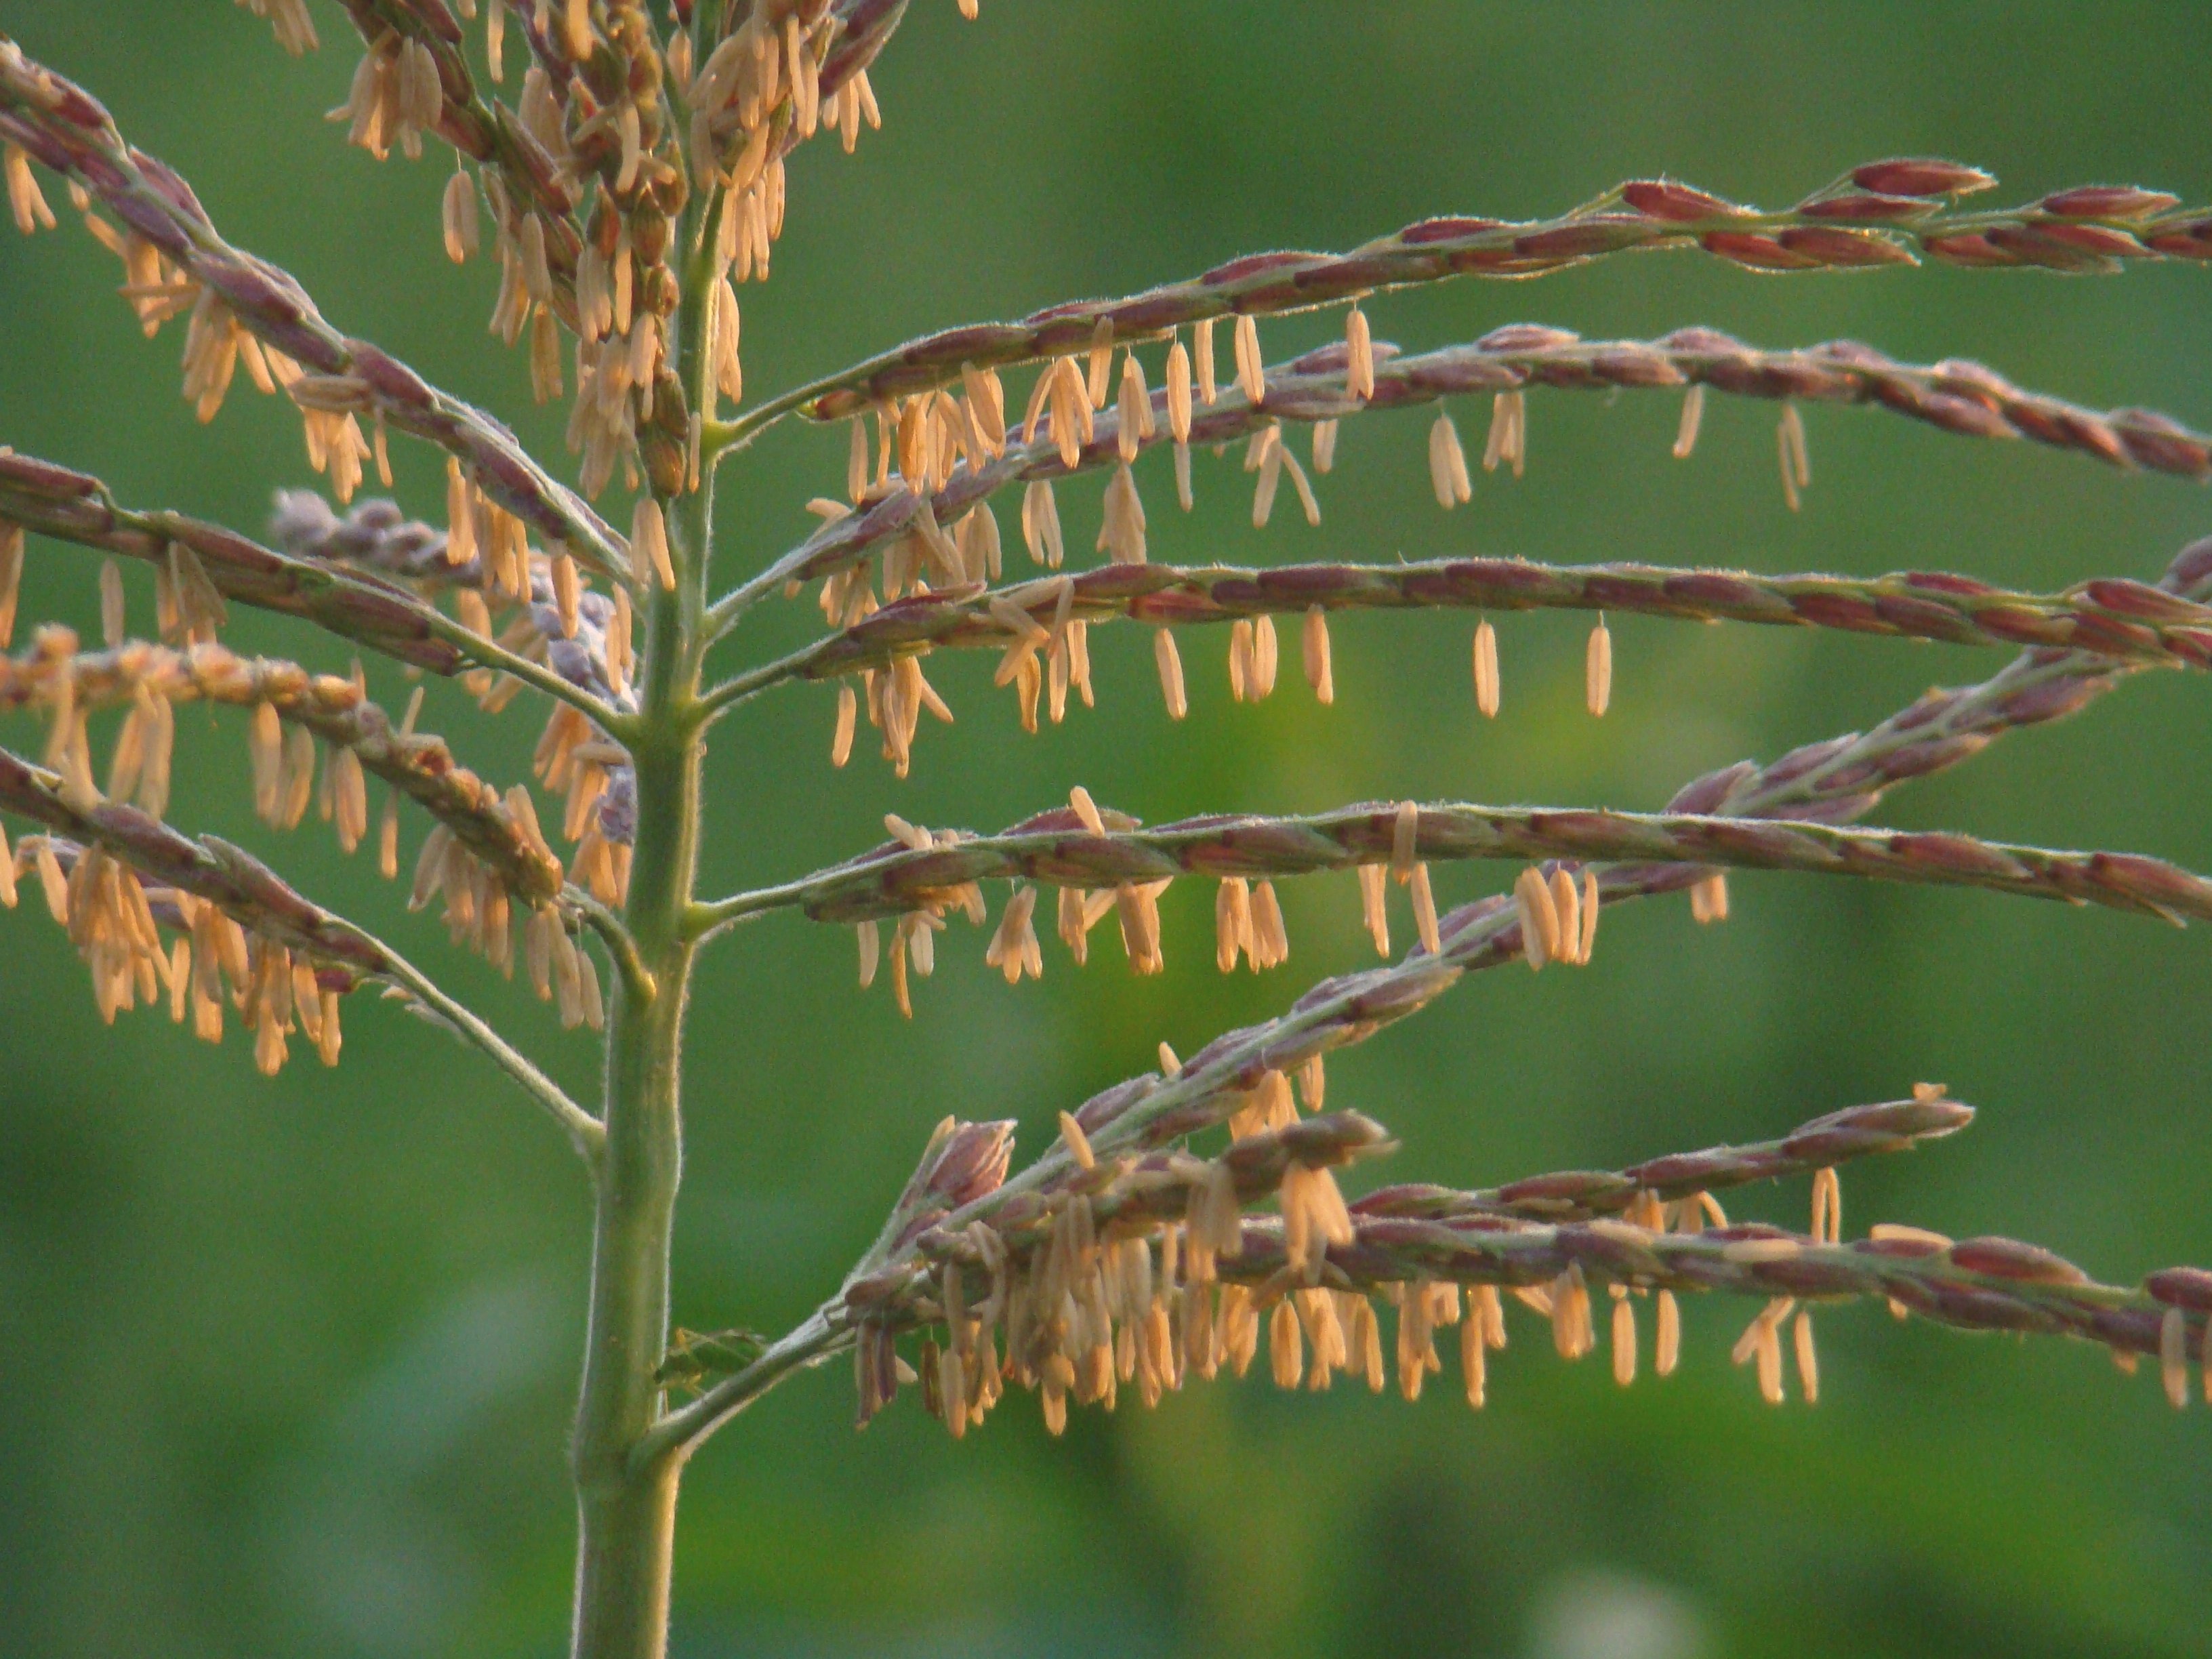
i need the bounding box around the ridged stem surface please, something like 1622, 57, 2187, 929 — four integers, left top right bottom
566, 180, 717, 1659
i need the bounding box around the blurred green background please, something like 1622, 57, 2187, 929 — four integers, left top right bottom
3, 4, 2211, 1656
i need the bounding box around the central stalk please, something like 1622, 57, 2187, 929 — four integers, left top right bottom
566, 158, 719, 1654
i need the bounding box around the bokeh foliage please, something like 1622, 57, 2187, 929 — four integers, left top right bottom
1, 4, 2209, 1656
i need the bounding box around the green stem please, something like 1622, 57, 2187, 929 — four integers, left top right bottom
567, 185, 719, 1659
570, 1456, 682, 1659
569, 564, 704, 1659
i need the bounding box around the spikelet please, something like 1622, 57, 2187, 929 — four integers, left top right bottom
1232, 314, 1264, 403
1269, 1297, 1303, 1389
247, 700, 284, 822
1020, 478, 1065, 569
441, 166, 480, 264
5, 142, 56, 235
1279, 1162, 1353, 1283
96, 558, 125, 648
1689, 872, 1729, 924
1278, 438, 1319, 527
1056, 885, 1096, 966
1551, 1267, 1593, 1359
1389, 800, 1420, 884
1514, 865, 1561, 969
1250, 615, 1277, 697
1673, 383, 1705, 459
0, 519, 22, 649
712, 278, 744, 404
551, 552, 581, 638
578, 562, 619, 662
1250, 879, 1288, 969
830, 682, 858, 766
984, 886, 1044, 984
34, 839, 67, 924
855, 919, 881, 987
1153, 628, 1187, 720
1612, 1292, 1637, 1386
1165, 339, 1193, 443
240, 0, 319, 56
2158, 1305, 2190, 1410
1811, 1166, 1842, 1245
377, 787, 401, 878
1046, 357, 1092, 467
1100, 463, 1147, 565
1472, 619, 1500, 717
1193, 316, 1218, 405
1549, 867, 1582, 964
961, 362, 1007, 457
1410, 864, 1440, 955
1238, 423, 1282, 528
1115, 352, 1154, 462
632, 497, 676, 590
1301, 606, 1334, 704
1344, 304, 1374, 400
844, 417, 872, 504
1057, 1109, 1094, 1170
1429, 411, 1472, 507
1214, 877, 1254, 972
1585, 617, 1612, 716
1085, 319, 1114, 409
902, 398, 937, 493
1357, 864, 1389, 956
1113, 879, 1169, 975
1483, 390, 1526, 477
180, 290, 248, 424
1732, 1297, 1796, 1404
1778, 403, 1811, 510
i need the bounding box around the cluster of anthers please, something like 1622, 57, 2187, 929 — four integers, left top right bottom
0, 1, 966, 1073
783, 227, 2212, 783
813, 1084, 2212, 1437
846, 788, 1613, 1021
798, 308, 1632, 782
5, 1, 2212, 1478
0, 490, 622, 1058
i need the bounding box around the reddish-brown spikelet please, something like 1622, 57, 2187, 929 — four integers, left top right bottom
1849, 158, 1996, 197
